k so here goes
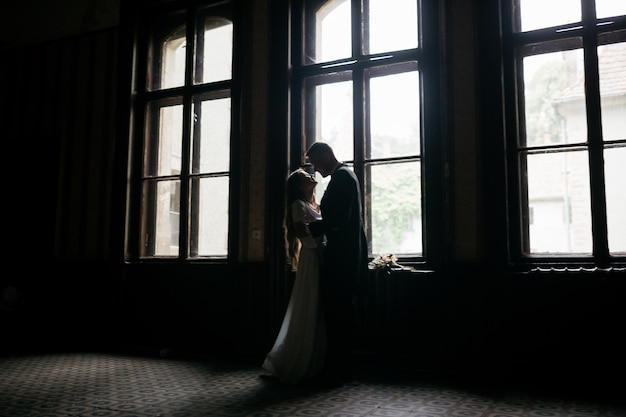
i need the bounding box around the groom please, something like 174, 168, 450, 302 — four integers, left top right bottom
306, 142, 368, 385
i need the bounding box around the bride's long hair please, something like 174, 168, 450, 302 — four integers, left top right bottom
284, 168, 312, 270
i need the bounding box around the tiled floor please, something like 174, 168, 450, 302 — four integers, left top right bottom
0, 351, 623, 417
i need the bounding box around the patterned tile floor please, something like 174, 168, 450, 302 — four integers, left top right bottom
0, 351, 623, 417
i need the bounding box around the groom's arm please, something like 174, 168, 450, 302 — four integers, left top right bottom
307, 220, 325, 237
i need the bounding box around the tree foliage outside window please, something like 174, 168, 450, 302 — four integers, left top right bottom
524, 58, 569, 145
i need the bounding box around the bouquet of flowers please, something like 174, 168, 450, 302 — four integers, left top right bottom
368, 253, 403, 270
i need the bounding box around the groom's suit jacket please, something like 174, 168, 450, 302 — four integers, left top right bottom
311, 163, 368, 300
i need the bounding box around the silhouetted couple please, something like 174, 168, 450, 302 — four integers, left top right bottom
262, 142, 368, 386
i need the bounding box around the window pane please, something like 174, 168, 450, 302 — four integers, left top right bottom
191, 176, 229, 257
141, 179, 180, 257
145, 102, 183, 176
369, 70, 420, 158
148, 22, 186, 91
195, 17, 233, 84
308, 80, 354, 162
311, 0, 351, 63
596, 1, 626, 19
369, 161, 422, 255
192, 96, 231, 173
526, 151, 592, 254
604, 147, 626, 254
523, 49, 586, 147
368, 0, 417, 54
598, 42, 626, 142
518, 0, 580, 32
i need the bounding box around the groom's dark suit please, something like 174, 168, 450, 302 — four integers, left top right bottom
309, 163, 368, 382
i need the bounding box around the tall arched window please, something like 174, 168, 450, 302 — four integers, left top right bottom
290, 0, 443, 266
501, 0, 626, 265
129, 1, 237, 260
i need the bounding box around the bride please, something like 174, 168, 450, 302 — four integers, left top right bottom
262, 168, 326, 384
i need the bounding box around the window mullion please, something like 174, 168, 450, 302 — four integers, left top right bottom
582, 0, 609, 259
352, 0, 362, 59
353, 0, 365, 187
178, 8, 197, 260
581, 27, 609, 260
353, 66, 365, 177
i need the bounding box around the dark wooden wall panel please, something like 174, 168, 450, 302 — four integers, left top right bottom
4, 28, 119, 261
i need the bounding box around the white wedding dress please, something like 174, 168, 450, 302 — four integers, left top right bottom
262, 199, 326, 384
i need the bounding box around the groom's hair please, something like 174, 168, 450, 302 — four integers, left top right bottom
306, 141, 334, 158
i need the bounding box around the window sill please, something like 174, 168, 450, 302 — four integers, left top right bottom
367, 266, 436, 276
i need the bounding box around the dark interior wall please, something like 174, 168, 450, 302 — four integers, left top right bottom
1, 0, 624, 387
2, 27, 120, 351
0, 0, 119, 49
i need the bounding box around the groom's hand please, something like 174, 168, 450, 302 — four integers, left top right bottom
308, 221, 324, 237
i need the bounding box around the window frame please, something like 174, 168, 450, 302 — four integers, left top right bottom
289, 0, 444, 270
125, 0, 241, 263
500, 0, 626, 268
